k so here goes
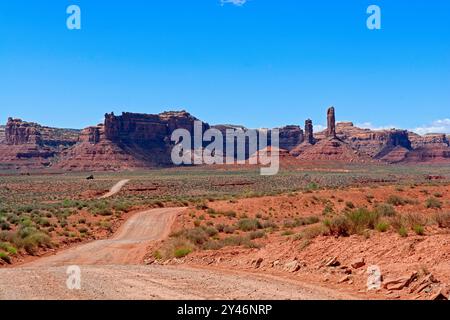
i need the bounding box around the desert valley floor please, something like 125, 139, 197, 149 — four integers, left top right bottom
0, 164, 449, 300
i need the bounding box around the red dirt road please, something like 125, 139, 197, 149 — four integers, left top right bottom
0, 207, 354, 300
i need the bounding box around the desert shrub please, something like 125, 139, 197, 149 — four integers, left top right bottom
398, 226, 408, 237
425, 197, 442, 209
305, 182, 319, 191
180, 227, 209, 245
390, 215, 407, 231
215, 224, 225, 232
221, 210, 237, 218
174, 247, 192, 258
21, 231, 52, 255
375, 221, 389, 232
346, 208, 379, 233
249, 230, 265, 240
413, 224, 425, 236
0, 252, 11, 264
113, 202, 132, 213
0, 242, 17, 255
223, 225, 236, 234
281, 230, 294, 236
78, 227, 88, 234
322, 204, 334, 215
297, 224, 329, 239
327, 216, 351, 237
433, 192, 443, 198
261, 220, 278, 229
433, 212, 450, 228
195, 200, 208, 210
160, 238, 195, 259
38, 218, 51, 227
284, 216, 319, 228
237, 219, 261, 231
7, 214, 20, 224
405, 213, 426, 228
374, 203, 397, 217
0, 221, 10, 231
345, 201, 355, 209
204, 226, 218, 237
387, 195, 417, 206
153, 250, 163, 260
387, 195, 405, 206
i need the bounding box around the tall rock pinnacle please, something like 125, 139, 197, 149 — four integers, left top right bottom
327, 106, 336, 138
305, 119, 314, 144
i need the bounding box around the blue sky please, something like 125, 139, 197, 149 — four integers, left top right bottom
0, 0, 449, 133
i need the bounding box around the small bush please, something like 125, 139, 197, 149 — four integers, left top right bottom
223, 225, 236, 234
405, 213, 426, 228
322, 204, 334, 215
249, 230, 265, 240
78, 227, 89, 234
0, 222, 10, 231
174, 247, 192, 258
375, 221, 389, 232
345, 201, 355, 209
182, 228, 210, 245
425, 197, 442, 209
328, 216, 351, 237
237, 219, 261, 232
153, 250, 163, 260
387, 195, 405, 206
0, 252, 11, 264
261, 220, 278, 229
346, 208, 379, 233
204, 227, 218, 237
305, 182, 319, 191
297, 224, 329, 239
113, 202, 132, 213
222, 210, 237, 218
398, 226, 408, 237
374, 203, 397, 217
434, 212, 450, 228
413, 224, 425, 236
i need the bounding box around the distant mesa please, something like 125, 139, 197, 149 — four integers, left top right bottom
1, 106, 450, 171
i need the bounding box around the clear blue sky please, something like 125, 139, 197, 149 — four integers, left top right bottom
1, 0, 449, 133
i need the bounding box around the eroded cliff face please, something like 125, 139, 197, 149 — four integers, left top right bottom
5, 118, 42, 145
0, 118, 79, 169
57, 111, 210, 171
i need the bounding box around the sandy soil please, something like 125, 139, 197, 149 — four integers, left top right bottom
99, 179, 130, 199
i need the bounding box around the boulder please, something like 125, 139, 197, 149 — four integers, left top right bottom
350, 257, 366, 269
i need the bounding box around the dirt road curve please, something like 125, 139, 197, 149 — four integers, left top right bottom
25, 207, 184, 267
0, 207, 354, 300
99, 179, 130, 199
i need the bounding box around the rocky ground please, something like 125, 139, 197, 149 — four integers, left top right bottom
153, 183, 450, 300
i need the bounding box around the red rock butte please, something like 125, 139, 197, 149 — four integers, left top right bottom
1, 108, 449, 171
